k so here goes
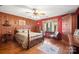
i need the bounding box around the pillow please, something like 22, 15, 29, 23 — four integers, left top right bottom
17, 29, 28, 33
55, 32, 59, 36
17, 29, 23, 33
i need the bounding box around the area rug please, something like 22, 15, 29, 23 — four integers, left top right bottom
38, 42, 59, 54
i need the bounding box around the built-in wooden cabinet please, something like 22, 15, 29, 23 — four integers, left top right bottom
62, 14, 77, 35
62, 14, 72, 34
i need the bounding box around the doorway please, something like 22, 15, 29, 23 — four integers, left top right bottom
77, 15, 79, 29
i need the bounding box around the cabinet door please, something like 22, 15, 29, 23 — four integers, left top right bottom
62, 14, 72, 34
72, 14, 77, 34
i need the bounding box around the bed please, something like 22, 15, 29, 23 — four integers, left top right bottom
15, 29, 44, 49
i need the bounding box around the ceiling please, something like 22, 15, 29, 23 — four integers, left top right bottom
0, 5, 79, 20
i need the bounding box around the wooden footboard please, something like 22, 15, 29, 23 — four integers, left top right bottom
14, 29, 44, 49
29, 38, 43, 48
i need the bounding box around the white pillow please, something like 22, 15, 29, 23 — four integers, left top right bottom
17, 29, 23, 33
55, 32, 59, 36
17, 29, 28, 33
22, 29, 28, 33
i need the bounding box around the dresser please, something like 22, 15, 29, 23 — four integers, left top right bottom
1, 33, 13, 42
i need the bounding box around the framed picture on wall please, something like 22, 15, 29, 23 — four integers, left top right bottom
18, 20, 26, 25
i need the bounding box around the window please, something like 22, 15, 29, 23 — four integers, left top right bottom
43, 19, 58, 32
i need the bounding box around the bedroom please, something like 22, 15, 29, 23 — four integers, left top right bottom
0, 5, 79, 54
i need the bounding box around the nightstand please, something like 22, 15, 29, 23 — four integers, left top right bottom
1, 33, 13, 42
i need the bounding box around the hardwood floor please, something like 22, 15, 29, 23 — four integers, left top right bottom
0, 38, 69, 54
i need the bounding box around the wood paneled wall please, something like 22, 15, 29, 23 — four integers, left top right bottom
0, 12, 35, 39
